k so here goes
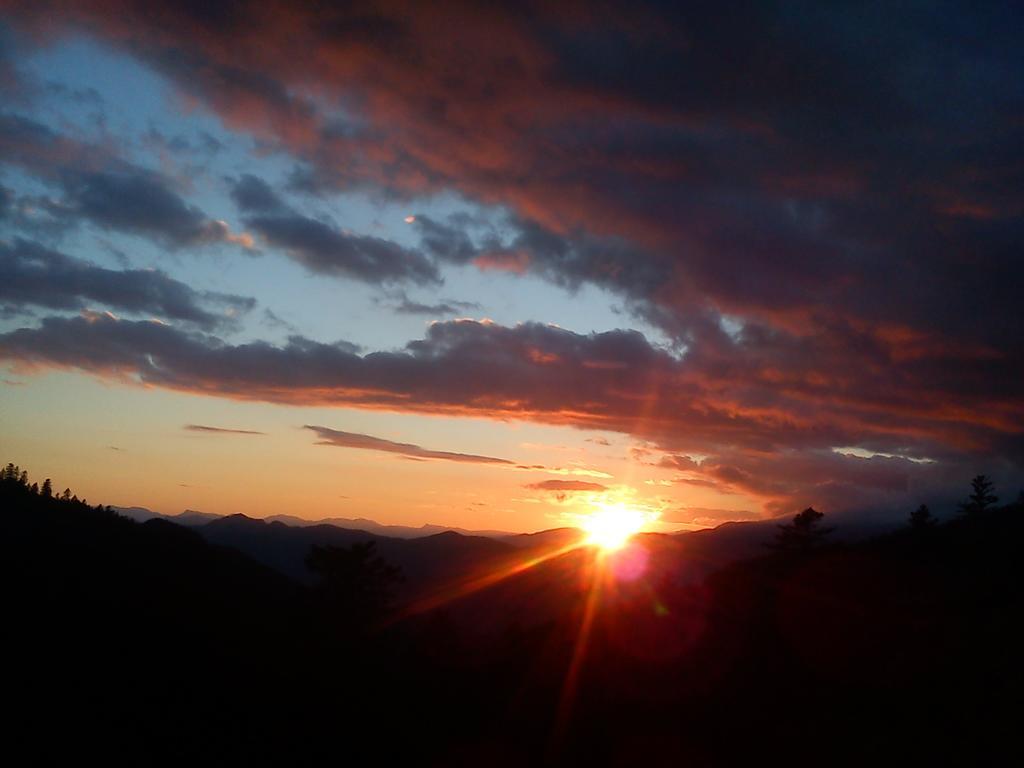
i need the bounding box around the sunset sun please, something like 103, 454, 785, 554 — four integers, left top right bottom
581, 502, 649, 551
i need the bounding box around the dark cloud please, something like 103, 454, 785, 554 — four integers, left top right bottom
246, 213, 438, 284
412, 215, 481, 265
392, 298, 479, 316
0, 111, 103, 176
0, 238, 254, 329
0, 112, 248, 248
412, 213, 666, 301
2, 311, 1019, 512
0, 313, 675, 426
184, 424, 265, 435
524, 480, 607, 493
0, 186, 78, 238
383, 289, 481, 316
11, 3, 1016, 346
228, 174, 440, 284
64, 170, 242, 246
305, 425, 512, 465
229, 173, 285, 213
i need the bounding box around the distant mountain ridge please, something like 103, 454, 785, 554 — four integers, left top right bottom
111, 505, 904, 593
265, 513, 514, 539
112, 506, 514, 539
196, 513, 519, 591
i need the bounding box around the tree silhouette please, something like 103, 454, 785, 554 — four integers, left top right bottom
41, 478, 52, 498
2, 463, 30, 485
306, 541, 403, 628
959, 475, 997, 516
909, 504, 936, 531
771, 507, 833, 553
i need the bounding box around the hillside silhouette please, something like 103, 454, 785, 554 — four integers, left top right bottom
4, 463, 1021, 765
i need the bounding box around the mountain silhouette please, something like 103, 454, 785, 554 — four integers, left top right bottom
197, 513, 518, 595
5, 467, 1021, 765
114, 504, 516, 538
267, 512, 515, 539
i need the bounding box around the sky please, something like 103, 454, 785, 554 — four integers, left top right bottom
1, 1, 1022, 533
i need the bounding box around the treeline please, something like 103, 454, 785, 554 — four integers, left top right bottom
771, 473, 1013, 554
1, 461, 104, 508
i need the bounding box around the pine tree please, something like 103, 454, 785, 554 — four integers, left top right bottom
41, 479, 52, 498
909, 504, 936, 531
771, 507, 833, 553
959, 475, 997, 516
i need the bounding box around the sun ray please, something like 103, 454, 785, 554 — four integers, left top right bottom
395, 538, 586, 620
554, 552, 604, 739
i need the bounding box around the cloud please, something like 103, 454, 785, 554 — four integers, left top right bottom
10, 3, 1018, 350
305, 425, 512, 465
0, 313, 1017, 463
0, 112, 250, 248
227, 174, 440, 284
0, 111, 106, 177
0, 238, 254, 329
384, 290, 481, 316
62, 170, 253, 248
247, 213, 439, 284
3, 311, 1018, 513
229, 173, 285, 213
184, 424, 265, 436
524, 480, 608, 493
662, 448, 975, 517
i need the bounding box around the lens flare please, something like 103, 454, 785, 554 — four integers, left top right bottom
581, 502, 649, 551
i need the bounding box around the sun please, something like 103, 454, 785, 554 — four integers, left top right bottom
581, 502, 649, 552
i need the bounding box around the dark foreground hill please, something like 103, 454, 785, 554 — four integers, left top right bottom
4, 470, 1022, 765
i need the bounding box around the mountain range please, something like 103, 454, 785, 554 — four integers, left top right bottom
112, 504, 900, 607
113, 505, 514, 538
